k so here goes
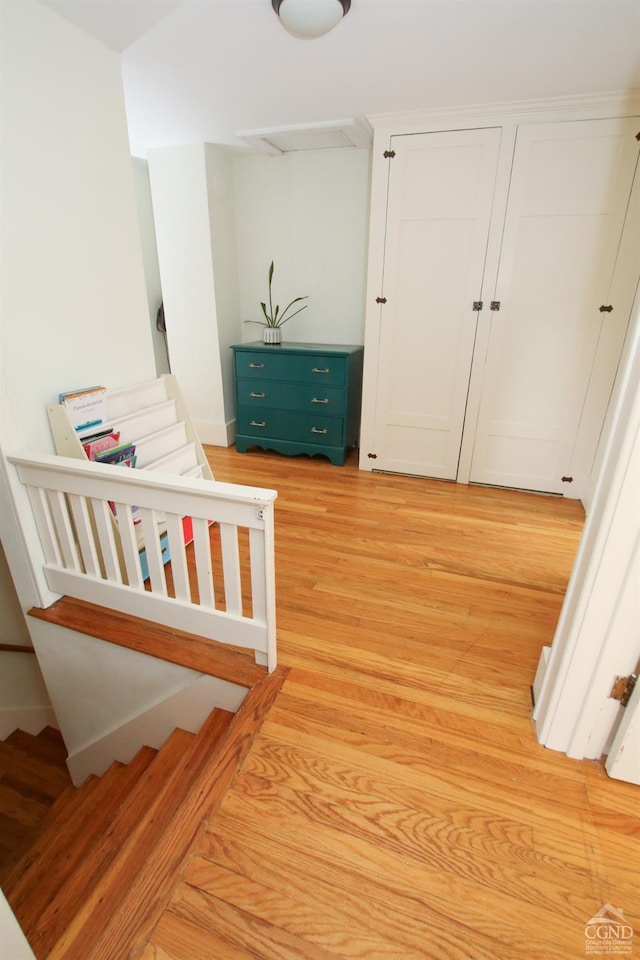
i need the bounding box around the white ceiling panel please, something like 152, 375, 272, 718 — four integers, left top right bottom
39, 0, 640, 157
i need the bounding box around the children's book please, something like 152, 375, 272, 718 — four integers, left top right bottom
59, 386, 107, 432
83, 432, 120, 460
95, 442, 136, 466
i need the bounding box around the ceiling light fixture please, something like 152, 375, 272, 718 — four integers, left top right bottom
272, 0, 351, 39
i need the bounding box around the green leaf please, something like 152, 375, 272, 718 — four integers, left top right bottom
278, 304, 308, 325
267, 262, 275, 324
260, 261, 308, 327
279, 295, 309, 323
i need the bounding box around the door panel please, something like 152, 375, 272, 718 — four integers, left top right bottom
372, 128, 502, 479
470, 118, 639, 494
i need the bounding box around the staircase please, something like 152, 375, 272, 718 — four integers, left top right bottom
0, 726, 71, 887
0, 707, 235, 959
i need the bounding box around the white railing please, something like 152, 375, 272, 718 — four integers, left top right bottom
8, 453, 278, 672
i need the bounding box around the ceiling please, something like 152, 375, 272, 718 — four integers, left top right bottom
42, 0, 640, 158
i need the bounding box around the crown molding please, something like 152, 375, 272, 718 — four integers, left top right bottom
366, 90, 640, 134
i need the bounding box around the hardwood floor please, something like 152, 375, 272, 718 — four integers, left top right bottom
139, 446, 639, 960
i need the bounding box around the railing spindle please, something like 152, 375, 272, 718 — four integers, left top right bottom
67, 493, 100, 577
91, 497, 122, 583
49, 490, 81, 572
114, 502, 144, 590
139, 507, 168, 596
26, 486, 62, 566
220, 522, 242, 616
193, 517, 215, 609
164, 513, 190, 602
8, 453, 279, 670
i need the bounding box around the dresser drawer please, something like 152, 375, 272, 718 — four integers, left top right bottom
237, 380, 346, 415
237, 408, 344, 447
235, 351, 347, 387
232, 341, 363, 465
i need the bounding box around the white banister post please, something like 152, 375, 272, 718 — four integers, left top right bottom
263, 502, 277, 673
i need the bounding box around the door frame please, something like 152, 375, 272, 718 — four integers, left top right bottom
533, 299, 640, 759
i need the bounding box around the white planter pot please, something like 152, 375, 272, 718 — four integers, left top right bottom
263, 327, 282, 345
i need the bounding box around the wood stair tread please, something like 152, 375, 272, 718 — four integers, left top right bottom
6, 727, 68, 766
2, 654, 285, 960
39, 709, 233, 960
29, 597, 266, 688
35, 726, 66, 749
14, 709, 225, 960
44, 712, 235, 959
0, 738, 71, 805
0, 741, 71, 804
0, 729, 72, 888
16, 715, 233, 959
5, 745, 158, 932
0, 782, 50, 829
84, 671, 285, 960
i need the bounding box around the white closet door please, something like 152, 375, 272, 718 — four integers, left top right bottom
470, 118, 639, 494
370, 128, 502, 479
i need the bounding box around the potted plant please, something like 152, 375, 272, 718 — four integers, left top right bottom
249, 261, 308, 345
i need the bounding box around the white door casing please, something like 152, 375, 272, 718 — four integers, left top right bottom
534, 300, 640, 764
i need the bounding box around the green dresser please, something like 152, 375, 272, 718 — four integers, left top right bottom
232, 341, 364, 465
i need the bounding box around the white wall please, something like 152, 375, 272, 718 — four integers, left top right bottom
148, 143, 236, 445
0, 541, 30, 646
0, 543, 54, 737
0, 891, 36, 960
147, 144, 370, 444
27, 619, 246, 785
132, 158, 170, 377
233, 148, 370, 346
0, 652, 56, 739
205, 145, 242, 439
0, 1, 156, 461
0, 0, 157, 611
0, 1, 171, 746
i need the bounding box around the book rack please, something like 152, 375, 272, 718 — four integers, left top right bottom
47, 375, 214, 579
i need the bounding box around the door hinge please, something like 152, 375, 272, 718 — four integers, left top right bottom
473, 301, 483, 311
599, 304, 614, 313
367, 452, 378, 459
383, 150, 396, 159
376, 296, 387, 304
490, 301, 501, 311
610, 673, 637, 708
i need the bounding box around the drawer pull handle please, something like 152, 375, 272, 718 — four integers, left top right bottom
312, 367, 330, 374
250, 420, 267, 428
249, 362, 265, 369
310, 427, 328, 435
249, 392, 266, 399
312, 397, 329, 404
